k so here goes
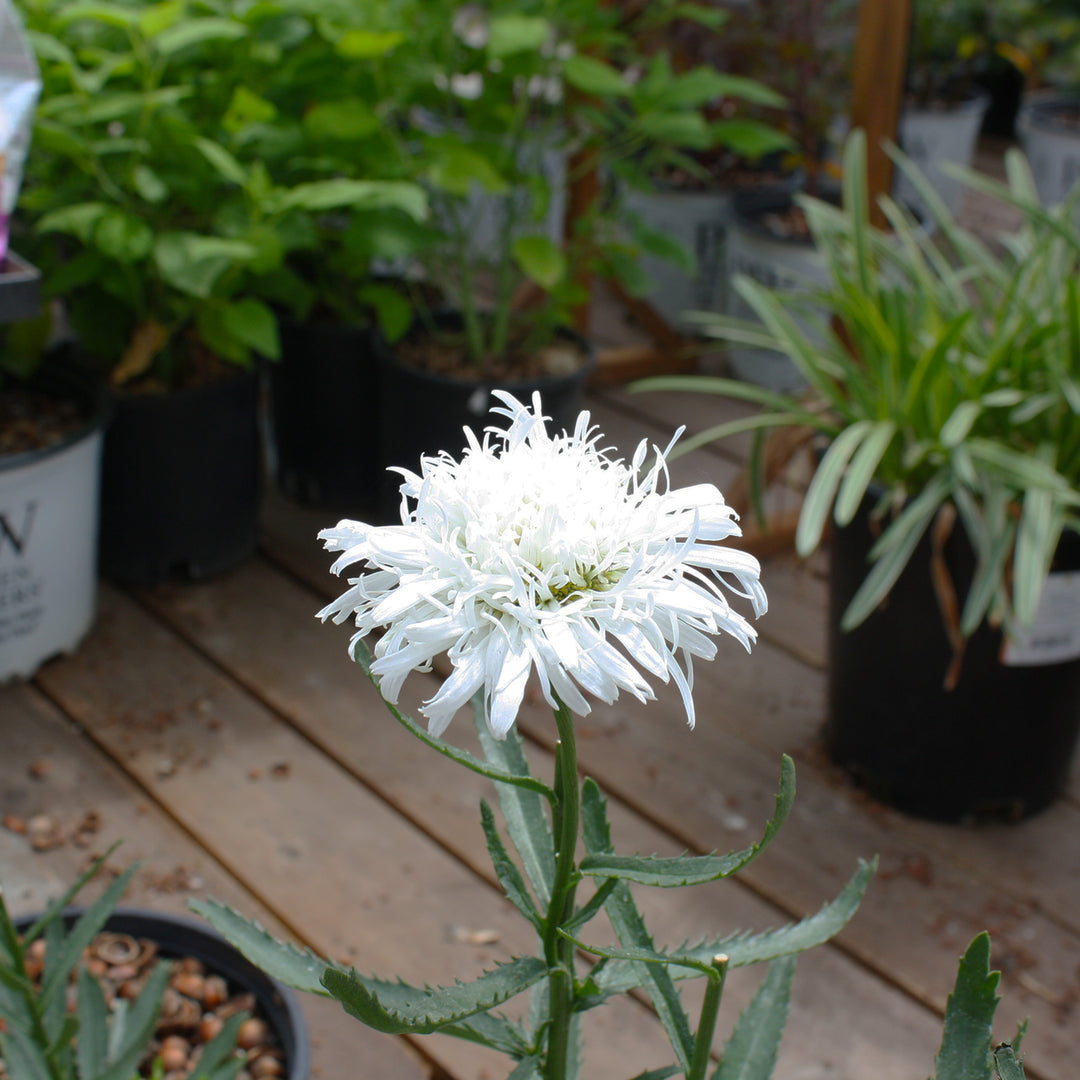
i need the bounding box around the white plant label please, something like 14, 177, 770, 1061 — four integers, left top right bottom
1003, 571, 1080, 666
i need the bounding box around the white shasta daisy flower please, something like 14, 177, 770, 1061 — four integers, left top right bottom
318, 392, 766, 739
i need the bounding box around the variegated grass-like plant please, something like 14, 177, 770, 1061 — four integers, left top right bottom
637, 129, 1080, 639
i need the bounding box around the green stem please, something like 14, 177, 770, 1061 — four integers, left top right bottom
687, 954, 729, 1080
543, 698, 580, 1080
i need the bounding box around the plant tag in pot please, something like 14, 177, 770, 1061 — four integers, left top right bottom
1003, 571, 1080, 666
0, 0, 41, 261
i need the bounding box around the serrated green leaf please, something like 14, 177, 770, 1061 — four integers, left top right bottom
75, 966, 109, 1079
474, 700, 556, 907
189, 899, 332, 997
480, 800, 542, 929
190, 1010, 247, 1077
581, 779, 694, 1070
933, 933, 999, 1080
593, 859, 875, 996
41, 866, 137, 1009
713, 955, 796, 1080
97, 961, 169, 1080
322, 956, 547, 1035
581, 756, 794, 887
0, 1026, 53, 1080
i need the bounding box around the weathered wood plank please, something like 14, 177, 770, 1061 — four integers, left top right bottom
31, 589, 676, 1080
256, 492, 1080, 1080
0, 682, 428, 1080
140, 559, 948, 1079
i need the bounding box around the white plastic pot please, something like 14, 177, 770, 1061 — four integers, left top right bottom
621, 186, 734, 332
0, 403, 104, 681
1017, 92, 1080, 208
895, 93, 990, 221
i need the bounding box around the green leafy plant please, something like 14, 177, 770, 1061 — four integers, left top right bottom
0, 853, 245, 1080
18, 0, 426, 388
636, 129, 1080, 637
357, 0, 792, 370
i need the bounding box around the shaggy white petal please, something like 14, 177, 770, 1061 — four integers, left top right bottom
319, 391, 766, 738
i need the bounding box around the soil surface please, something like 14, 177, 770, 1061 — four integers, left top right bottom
0, 388, 88, 457
395, 325, 590, 382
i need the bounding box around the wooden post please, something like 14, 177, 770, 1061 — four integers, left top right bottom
849, 0, 914, 226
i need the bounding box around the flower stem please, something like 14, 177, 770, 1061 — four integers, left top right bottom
687, 954, 730, 1080
543, 697, 580, 1080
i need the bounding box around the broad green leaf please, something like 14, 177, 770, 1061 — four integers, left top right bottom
581, 779, 694, 1070
513, 234, 566, 289
581, 757, 793, 887
94, 210, 154, 263
713, 955, 796, 1080
562, 55, 629, 97
634, 111, 712, 150
335, 29, 405, 58
70, 87, 190, 125
358, 283, 413, 343
57, 2, 138, 28
322, 956, 546, 1034
655, 69, 786, 111
932, 933, 999, 1080
426, 143, 509, 196
488, 15, 551, 58
710, 119, 794, 161
303, 100, 380, 141
276, 179, 426, 220
153, 17, 247, 54
138, 0, 184, 38
223, 86, 277, 133
220, 298, 280, 359
193, 137, 247, 185
132, 164, 168, 203
36, 202, 110, 243
631, 224, 694, 274
153, 232, 257, 298
480, 799, 542, 929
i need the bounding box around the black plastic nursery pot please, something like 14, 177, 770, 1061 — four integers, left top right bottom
376, 318, 596, 522
267, 318, 381, 514
15, 907, 309, 1080
825, 498, 1080, 823
99, 368, 260, 586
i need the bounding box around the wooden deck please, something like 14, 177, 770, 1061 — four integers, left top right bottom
4, 140, 1079, 1080
3, 379, 1079, 1080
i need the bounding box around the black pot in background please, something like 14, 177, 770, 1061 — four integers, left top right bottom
826, 497, 1080, 823
267, 319, 381, 515
99, 368, 260, 586
977, 60, 1026, 139
16, 907, 309, 1080
376, 318, 596, 522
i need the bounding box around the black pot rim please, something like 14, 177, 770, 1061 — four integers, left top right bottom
108, 364, 257, 412
730, 183, 841, 249
15, 905, 310, 1080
